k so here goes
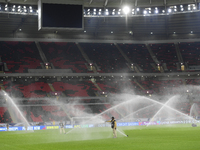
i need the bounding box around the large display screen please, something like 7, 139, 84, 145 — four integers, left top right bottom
38, 0, 83, 30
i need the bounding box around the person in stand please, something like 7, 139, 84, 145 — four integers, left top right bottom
106, 117, 117, 138
59, 121, 66, 134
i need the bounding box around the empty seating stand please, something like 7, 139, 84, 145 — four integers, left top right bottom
0, 41, 42, 73
118, 43, 156, 73
40, 42, 88, 73
80, 43, 129, 73
0, 107, 12, 123
52, 81, 97, 97
3, 81, 51, 98
150, 43, 178, 72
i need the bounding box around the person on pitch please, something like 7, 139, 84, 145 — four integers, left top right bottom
59, 121, 66, 134
106, 117, 117, 138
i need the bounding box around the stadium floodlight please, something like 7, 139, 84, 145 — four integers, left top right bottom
111, 31, 113, 33
132, 11, 134, 14
168, 8, 172, 13
174, 8, 177, 12
84, 30, 86, 33
155, 9, 158, 14
113, 9, 115, 11
94, 9, 96, 11
162, 10, 165, 13
99, 9, 101, 11
180, 5, 183, 8
112, 11, 115, 15
191, 31, 193, 34
30, 9, 33, 12
181, 8, 184, 11
143, 10, 147, 15
87, 9, 90, 11
149, 10, 151, 14
13, 5, 16, 8
118, 11, 121, 15
106, 9, 108, 11
93, 12, 96, 15
105, 11, 109, 15
123, 6, 130, 14
151, 32, 153, 34
137, 8, 139, 11
99, 12, 101, 15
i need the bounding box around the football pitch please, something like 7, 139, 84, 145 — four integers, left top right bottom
0, 124, 200, 150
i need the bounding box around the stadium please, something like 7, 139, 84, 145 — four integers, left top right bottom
0, 0, 200, 149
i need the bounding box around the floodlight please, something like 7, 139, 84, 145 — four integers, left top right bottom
93, 12, 96, 15
118, 11, 121, 15
143, 10, 147, 15
155, 9, 158, 14
99, 9, 101, 11
30, 9, 33, 12
168, 8, 172, 13
137, 8, 139, 11
105, 11, 109, 15
181, 8, 184, 11
112, 12, 115, 15
123, 6, 130, 14
94, 9, 96, 11
99, 12, 101, 15
180, 5, 183, 8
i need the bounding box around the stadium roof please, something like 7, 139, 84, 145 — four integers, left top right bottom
0, 0, 198, 7
0, 0, 199, 41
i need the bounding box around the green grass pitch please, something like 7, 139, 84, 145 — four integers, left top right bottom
0, 124, 200, 150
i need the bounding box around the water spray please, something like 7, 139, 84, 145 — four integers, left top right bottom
117, 129, 128, 137
2, 91, 32, 131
